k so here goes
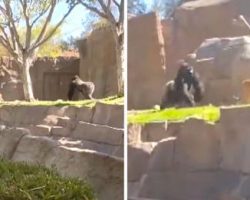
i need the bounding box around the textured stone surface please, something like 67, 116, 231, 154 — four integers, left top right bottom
174, 119, 220, 170
141, 122, 168, 142
219, 107, 250, 173
51, 126, 71, 137
163, 0, 250, 83
12, 135, 58, 164
76, 107, 93, 123
128, 124, 142, 144
138, 171, 240, 200
128, 106, 250, 200
78, 26, 118, 98
26, 125, 51, 136
45, 146, 123, 200
0, 128, 29, 159
0, 57, 79, 101
128, 142, 156, 182
128, 12, 166, 109
92, 102, 123, 128
72, 121, 123, 145
146, 137, 176, 173
0, 104, 124, 200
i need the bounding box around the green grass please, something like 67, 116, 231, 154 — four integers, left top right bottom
0, 159, 96, 200
0, 95, 124, 108
128, 105, 220, 124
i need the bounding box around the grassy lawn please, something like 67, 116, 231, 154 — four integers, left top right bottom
0, 95, 124, 108
0, 159, 96, 200
128, 105, 220, 124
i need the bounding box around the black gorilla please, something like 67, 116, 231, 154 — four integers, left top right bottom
160, 62, 204, 109
67, 75, 95, 100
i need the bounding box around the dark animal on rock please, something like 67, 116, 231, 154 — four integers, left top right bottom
160, 62, 204, 109
67, 75, 95, 100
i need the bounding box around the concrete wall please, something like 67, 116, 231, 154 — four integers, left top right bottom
128, 13, 166, 109
31, 57, 79, 100
78, 26, 118, 98
0, 57, 79, 101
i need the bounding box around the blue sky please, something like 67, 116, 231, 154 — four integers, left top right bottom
54, 0, 155, 41
53, 2, 90, 40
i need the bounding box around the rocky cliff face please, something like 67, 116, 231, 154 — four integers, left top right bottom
0, 103, 124, 200
163, 0, 250, 80
78, 26, 118, 99
128, 106, 250, 200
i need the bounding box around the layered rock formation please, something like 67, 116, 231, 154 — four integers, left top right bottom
0, 102, 124, 200
128, 106, 250, 200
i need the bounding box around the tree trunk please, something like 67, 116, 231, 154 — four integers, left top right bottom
21, 58, 35, 101
111, 26, 124, 96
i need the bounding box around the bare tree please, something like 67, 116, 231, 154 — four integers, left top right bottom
68, 0, 124, 96
151, 0, 184, 18
0, 0, 76, 100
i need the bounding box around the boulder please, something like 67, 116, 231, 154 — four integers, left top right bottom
45, 146, 123, 200
12, 135, 58, 164
138, 171, 240, 200
191, 36, 250, 105
0, 127, 29, 159
146, 137, 176, 172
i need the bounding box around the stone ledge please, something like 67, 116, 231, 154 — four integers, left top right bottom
72, 121, 124, 145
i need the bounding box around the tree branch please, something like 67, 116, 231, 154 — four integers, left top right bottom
118, 0, 124, 25
0, 36, 16, 57
0, 25, 12, 48
31, 3, 76, 51
30, 5, 51, 27
19, 0, 32, 49
79, 0, 108, 19
3, 0, 23, 50
32, 0, 57, 47
112, 0, 120, 8
97, 0, 116, 24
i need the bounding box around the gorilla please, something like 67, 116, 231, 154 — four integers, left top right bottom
67, 75, 95, 100
160, 62, 204, 109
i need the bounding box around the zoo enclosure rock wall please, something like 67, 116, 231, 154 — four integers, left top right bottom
128, 13, 166, 109
77, 26, 118, 99
190, 36, 250, 105
0, 102, 124, 200
0, 56, 79, 101
128, 106, 250, 200
162, 0, 250, 81
127, 0, 250, 109
0, 57, 24, 100
31, 57, 79, 100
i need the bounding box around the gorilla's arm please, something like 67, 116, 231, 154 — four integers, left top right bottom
192, 72, 204, 102
183, 83, 195, 106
